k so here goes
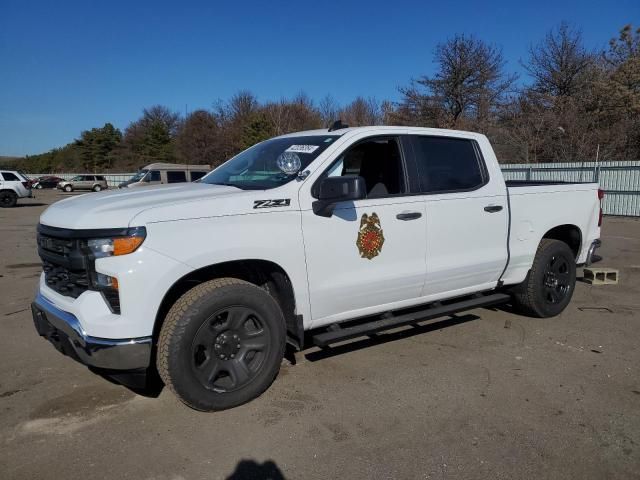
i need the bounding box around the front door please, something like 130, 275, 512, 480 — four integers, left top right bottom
300, 136, 427, 326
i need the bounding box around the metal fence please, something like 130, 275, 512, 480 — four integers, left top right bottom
501, 161, 640, 217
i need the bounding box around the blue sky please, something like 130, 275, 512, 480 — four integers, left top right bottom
1, 0, 637, 156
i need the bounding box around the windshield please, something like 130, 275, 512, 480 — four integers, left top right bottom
129, 170, 149, 182
202, 135, 338, 190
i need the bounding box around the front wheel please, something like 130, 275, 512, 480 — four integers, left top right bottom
157, 278, 286, 411
511, 239, 576, 318
64, 185, 73, 192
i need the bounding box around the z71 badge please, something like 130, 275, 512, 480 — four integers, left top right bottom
356, 212, 385, 260
253, 199, 291, 209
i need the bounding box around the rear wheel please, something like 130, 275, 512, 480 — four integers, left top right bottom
0, 190, 17, 208
93, 184, 102, 192
157, 278, 286, 411
511, 239, 576, 318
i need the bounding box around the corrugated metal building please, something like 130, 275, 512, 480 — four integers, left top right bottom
501, 161, 640, 217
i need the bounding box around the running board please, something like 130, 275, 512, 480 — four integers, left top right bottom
311, 292, 511, 347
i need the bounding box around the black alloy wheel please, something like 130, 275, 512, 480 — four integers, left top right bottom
157, 278, 286, 411
511, 239, 577, 318
542, 255, 572, 305
191, 306, 271, 393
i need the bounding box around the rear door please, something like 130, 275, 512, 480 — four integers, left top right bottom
300, 135, 427, 325
79, 175, 93, 189
406, 135, 508, 297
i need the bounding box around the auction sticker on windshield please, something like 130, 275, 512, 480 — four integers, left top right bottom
285, 145, 319, 154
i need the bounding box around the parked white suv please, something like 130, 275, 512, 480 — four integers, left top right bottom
0, 170, 32, 207
31, 125, 603, 411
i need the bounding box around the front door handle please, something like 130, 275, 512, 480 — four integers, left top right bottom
396, 211, 422, 221
484, 205, 503, 213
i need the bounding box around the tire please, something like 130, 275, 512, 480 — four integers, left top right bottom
157, 278, 286, 411
93, 185, 102, 192
511, 239, 576, 318
0, 190, 17, 208
36, 184, 43, 189
64, 185, 73, 192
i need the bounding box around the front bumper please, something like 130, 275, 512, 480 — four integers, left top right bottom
32, 292, 152, 370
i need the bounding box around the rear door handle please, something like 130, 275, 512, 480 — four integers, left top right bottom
396, 211, 422, 221
484, 205, 503, 213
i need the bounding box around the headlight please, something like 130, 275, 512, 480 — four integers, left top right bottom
87, 228, 146, 258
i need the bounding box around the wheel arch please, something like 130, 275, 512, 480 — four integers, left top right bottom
153, 259, 303, 351
541, 224, 582, 260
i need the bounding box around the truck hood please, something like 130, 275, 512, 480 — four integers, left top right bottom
40, 183, 245, 229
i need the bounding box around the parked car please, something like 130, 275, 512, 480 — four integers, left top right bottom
118, 163, 210, 188
0, 170, 32, 207
33, 176, 64, 189
32, 125, 603, 411
57, 175, 108, 192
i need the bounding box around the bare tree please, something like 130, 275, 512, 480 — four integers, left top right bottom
340, 97, 382, 126
228, 90, 259, 119
318, 94, 340, 127
524, 23, 593, 97
399, 34, 516, 128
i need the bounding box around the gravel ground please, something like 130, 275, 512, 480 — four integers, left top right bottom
1, 190, 638, 479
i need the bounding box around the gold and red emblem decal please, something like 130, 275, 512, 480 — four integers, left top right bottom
356, 212, 385, 260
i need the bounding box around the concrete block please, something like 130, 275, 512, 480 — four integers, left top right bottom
583, 268, 619, 285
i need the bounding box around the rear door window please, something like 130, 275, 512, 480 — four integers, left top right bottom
1, 172, 20, 181
167, 171, 187, 183
410, 136, 486, 193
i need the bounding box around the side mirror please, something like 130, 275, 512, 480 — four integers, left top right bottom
312, 175, 366, 217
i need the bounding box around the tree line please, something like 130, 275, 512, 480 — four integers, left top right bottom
7, 22, 639, 173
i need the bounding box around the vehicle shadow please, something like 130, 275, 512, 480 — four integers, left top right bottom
304, 313, 479, 362
89, 366, 164, 398
14, 203, 48, 207
225, 459, 286, 479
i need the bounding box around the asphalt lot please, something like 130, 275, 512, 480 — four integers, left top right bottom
1, 189, 639, 479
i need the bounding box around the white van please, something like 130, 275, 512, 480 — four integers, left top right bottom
119, 163, 210, 188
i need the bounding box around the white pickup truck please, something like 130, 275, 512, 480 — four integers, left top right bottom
31, 125, 603, 411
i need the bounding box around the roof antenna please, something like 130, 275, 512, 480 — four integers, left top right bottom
328, 119, 349, 132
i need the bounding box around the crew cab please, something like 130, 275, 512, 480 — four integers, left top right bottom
31, 125, 603, 411
0, 170, 32, 207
